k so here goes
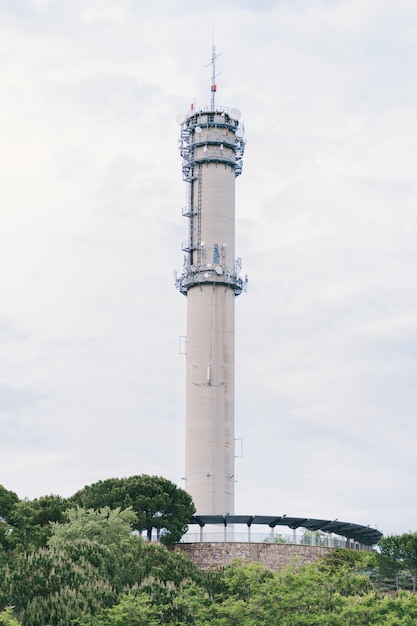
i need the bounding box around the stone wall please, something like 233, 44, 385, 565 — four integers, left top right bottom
175, 542, 333, 572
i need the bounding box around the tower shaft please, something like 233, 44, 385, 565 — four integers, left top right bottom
186, 286, 235, 514
177, 105, 246, 516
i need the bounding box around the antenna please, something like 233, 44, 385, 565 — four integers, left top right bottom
205, 43, 221, 110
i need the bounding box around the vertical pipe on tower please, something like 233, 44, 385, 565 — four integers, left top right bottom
176, 69, 246, 517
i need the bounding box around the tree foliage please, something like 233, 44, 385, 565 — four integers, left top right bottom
3, 546, 117, 626
378, 534, 403, 590
84, 556, 417, 626
71, 475, 195, 544
0, 608, 22, 626
48, 506, 137, 550
0, 486, 19, 521
0, 505, 201, 626
378, 533, 417, 593
4, 479, 417, 626
1, 494, 68, 553
400, 533, 417, 593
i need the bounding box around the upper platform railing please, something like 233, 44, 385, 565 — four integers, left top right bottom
183, 514, 382, 547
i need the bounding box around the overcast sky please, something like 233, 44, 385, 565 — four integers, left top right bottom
1, 0, 417, 538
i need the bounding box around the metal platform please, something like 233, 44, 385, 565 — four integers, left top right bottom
187, 514, 382, 546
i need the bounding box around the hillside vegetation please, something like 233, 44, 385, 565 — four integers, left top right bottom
1, 480, 417, 625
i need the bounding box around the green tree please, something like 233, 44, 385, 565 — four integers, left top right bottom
0, 506, 201, 626
0, 487, 19, 553
373, 590, 417, 623
0, 608, 22, 626
378, 534, 403, 590
83, 579, 211, 626
84, 558, 377, 626
30, 494, 67, 527
78, 553, 417, 626
5, 547, 117, 626
378, 532, 417, 593
3, 500, 46, 552
71, 475, 195, 544
400, 532, 417, 593
3, 495, 68, 553
0, 486, 19, 521
49, 506, 137, 550
98, 592, 161, 626
48, 506, 200, 592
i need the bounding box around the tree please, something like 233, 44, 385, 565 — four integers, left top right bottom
399, 532, 417, 594
62, 551, 417, 626
0, 505, 201, 626
4, 495, 68, 552
49, 506, 137, 550
378, 535, 403, 590
0, 486, 19, 521
71, 475, 195, 544
0, 608, 22, 626
29, 494, 68, 527
3, 500, 46, 552
98, 592, 161, 626
378, 532, 417, 593
83, 557, 381, 626
3, 546, 117, 626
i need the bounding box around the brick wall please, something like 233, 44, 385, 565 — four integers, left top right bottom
175, 542, 333, 571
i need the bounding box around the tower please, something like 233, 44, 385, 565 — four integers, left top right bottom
176, 47, 246, 516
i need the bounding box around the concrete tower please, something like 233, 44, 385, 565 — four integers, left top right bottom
176, 48, 246, 516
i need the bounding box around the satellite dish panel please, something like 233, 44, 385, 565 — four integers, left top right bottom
176, 113, 186, 124
235, 128, 244, 138
195, 126, 202, 133
215, 266, 223, 275
230, 107, 241, 120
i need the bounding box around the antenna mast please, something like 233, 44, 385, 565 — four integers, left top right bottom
206, 44, 221, 110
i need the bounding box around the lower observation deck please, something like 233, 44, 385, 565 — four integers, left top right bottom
181, 514, 382, 548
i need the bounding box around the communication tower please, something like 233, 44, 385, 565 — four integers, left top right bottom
176, 47, 247, 515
